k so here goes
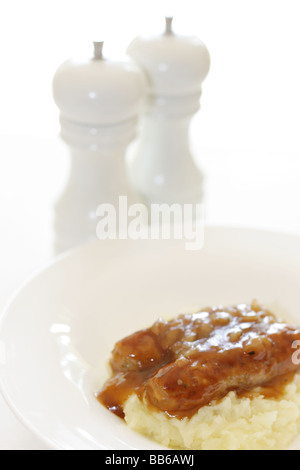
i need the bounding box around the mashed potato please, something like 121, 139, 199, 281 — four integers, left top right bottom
124, 372, 300, 450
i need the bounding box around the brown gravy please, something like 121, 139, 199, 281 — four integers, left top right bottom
97, 302, 300, 419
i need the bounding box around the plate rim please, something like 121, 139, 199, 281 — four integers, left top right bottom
1, 224, 300, 450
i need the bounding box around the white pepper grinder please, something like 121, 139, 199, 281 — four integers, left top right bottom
52, 42, 146, 253
126, 17, 210, 206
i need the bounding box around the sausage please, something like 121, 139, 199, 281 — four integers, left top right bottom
98, 302, 300, 419
145, 322, 300, 413
110, 330, 164, 371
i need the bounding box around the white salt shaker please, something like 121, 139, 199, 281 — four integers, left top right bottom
126, 17, 210, 206
52, 42, 146, 253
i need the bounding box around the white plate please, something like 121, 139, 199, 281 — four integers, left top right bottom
1, 226, 300, 450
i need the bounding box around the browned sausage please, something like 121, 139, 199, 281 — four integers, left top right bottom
98, 302, 300, 419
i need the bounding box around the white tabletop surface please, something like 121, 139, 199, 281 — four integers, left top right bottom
0, 136, 66, 450
0, 133, 299, 449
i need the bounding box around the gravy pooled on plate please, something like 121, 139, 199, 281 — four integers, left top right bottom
97, 301, 300, 419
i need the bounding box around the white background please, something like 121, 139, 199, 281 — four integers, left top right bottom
0, 0, 299, 449
0, 0, 300, 150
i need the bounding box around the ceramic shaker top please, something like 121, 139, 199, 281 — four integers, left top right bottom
52, 42, 146, 126
127, 17, 210, 101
